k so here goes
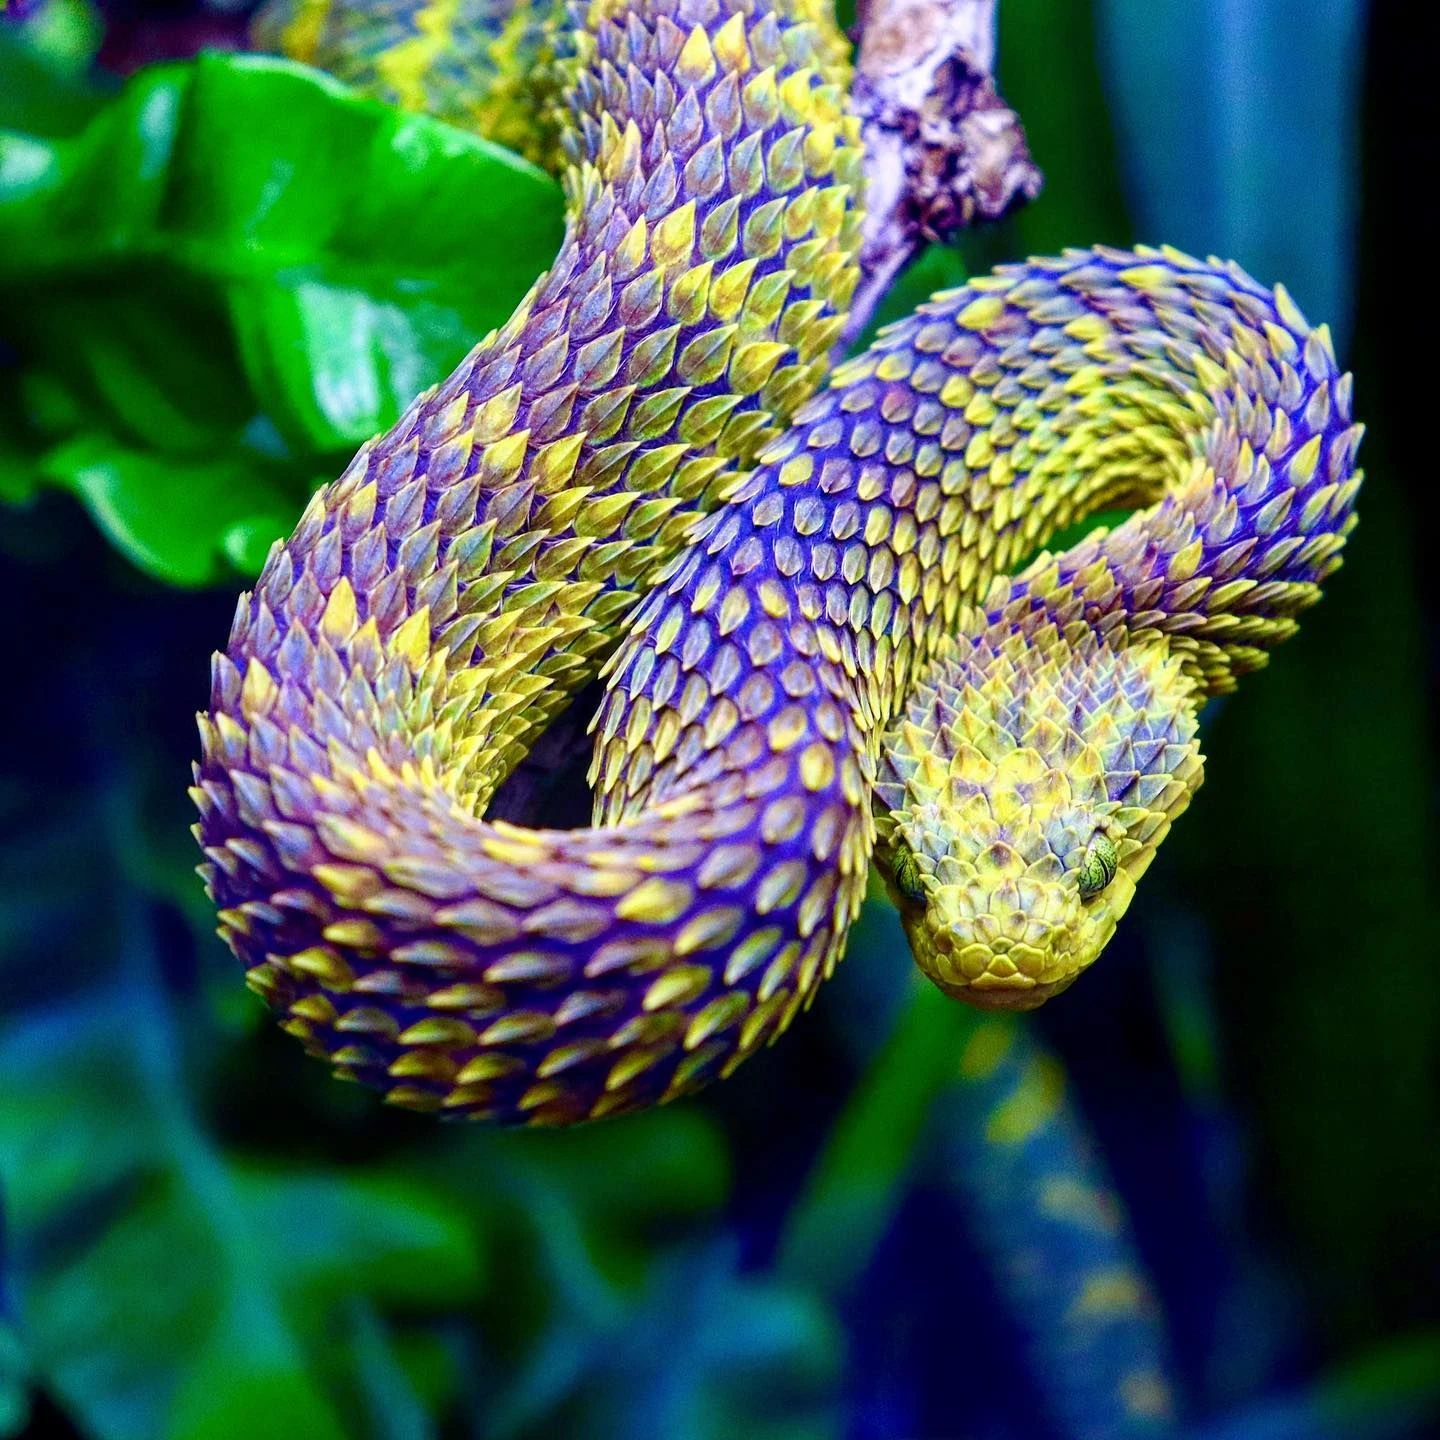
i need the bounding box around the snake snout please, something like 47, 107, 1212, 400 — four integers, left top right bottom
900, 872, 1092, 1011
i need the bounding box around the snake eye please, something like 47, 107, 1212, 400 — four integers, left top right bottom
1076, 833, 1119, 899
892, 846, 928, 905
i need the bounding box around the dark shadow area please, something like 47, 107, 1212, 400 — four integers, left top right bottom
483, 676, 608, 831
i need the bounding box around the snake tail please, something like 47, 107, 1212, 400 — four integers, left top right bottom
946, 1018, 1178, 1435
252, 0, 566, 163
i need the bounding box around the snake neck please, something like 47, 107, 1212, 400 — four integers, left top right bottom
1000, 255, 1362, 699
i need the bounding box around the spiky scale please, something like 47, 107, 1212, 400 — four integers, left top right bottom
205, 6, 1360, 1123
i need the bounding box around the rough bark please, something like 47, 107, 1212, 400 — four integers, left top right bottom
843, 0, 1043, 347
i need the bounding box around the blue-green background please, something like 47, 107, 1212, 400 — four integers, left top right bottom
1, 0, 1435, 1436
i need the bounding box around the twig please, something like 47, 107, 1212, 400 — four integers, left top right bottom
843, 0, 1043, 349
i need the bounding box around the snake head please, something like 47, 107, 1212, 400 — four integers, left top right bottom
877, 620, 1204, 1009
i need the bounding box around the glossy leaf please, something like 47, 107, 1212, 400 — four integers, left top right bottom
0, 53, 562, 453
37, 433, 305, 584
0, 762, 487, 1440
0, 50, 563, 579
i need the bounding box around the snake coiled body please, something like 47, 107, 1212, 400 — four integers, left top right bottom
194, 0, 1361, 1123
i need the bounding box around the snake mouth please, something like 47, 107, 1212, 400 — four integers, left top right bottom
900, 905, 1094, 1012
925, 936, 1080, 1011
960, 962, 1077, 1011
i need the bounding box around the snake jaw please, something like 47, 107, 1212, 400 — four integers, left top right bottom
896, 862, 1099, 1010
880, 622, 1203, 1009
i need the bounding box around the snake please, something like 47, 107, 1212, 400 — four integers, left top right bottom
193, 0, 1362, 1125
252, 0, 567, 164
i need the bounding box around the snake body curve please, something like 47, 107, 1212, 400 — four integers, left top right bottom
194, 0, 1361, 1124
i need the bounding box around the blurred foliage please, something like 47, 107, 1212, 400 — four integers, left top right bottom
1, 0, 1436, 1437
1093, 0, 1366, 347
0, 9, 561, 582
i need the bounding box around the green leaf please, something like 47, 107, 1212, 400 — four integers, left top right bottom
343, 1304, 438, 1440
0, 429, 39, 508
37, 434, 304, 585
166, 1329, 350, 1440
994, 0, 1131, 255
778, 974, 972, 1299
0, 1312, 29, 1438
0, 0, 107, 139
0, 999, 350, 1440
0, 53, 563, 455
0, 780, 489, 1440
486, 1242, 840, 1440
0, 49, 564, 582
234, 1168, 483, 1312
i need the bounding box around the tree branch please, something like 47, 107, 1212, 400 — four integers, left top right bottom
843, 0, 1043, 348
